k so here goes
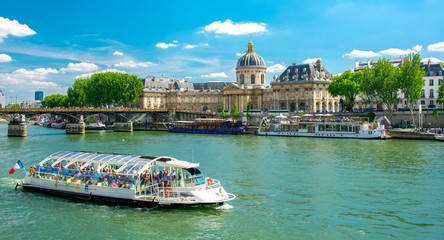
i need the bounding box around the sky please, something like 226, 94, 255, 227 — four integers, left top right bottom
1, 0, 444, 103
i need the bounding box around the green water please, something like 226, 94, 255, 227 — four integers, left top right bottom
0, 124, 443, 239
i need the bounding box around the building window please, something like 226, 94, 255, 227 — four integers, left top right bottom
429, 89, 434, 98
421, 89, 425, 98
421, 100, 425, 105
251, 75, 256, 84
430, 100, 434, 106
240, 74, 245, 84
261, 74, 265, 84
430, 79, 434, 86
439, 79, 443, 85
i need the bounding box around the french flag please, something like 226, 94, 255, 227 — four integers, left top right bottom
9, 160, 24, 174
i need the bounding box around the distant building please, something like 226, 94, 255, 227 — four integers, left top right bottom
267, 60, 338, 112
139, 41, 337, 114
35, 91, 44, 101
0, 89, 5, 108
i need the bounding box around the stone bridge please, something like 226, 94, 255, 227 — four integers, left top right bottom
0, 108, 215, 137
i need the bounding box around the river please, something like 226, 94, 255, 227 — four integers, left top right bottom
0, 124, 443, 239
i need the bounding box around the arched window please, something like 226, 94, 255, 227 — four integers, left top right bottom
251, 75, 256, 84
261, 74, 265, 84
240, 74, 245, 84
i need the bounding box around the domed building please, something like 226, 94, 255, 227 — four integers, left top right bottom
235, 41, 266, 86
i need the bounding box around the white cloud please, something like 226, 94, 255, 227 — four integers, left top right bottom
60, 62, 99, 72
412, 45, 423, 52
421, 57, 443, 64
0, 17, 36, 42
343, 49, 380, 58
155, 42, 178, 49
13, 68, 59, 79
200, 72, 229, 78
235, 52, 243, 57
184, 43, 209, 49
302, 58, 321, 64
427, 41, 444, 52
267, 64, 287, 73
0, 53, 12, 62
113, 51, 123, 56
379, 48, 411, 56
74, 69, 127, 79
114, 61, 155, 68
203, 19, 267, 36
31, 80, 61, 88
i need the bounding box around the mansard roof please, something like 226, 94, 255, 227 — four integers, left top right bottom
193, 82, 228, 91
421, 62, 443, 77
273, 61, 332, 84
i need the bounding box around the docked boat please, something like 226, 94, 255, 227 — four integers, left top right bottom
86, 121, 106, 130
169, 118, 245, 134
257, 114, 387, 139
435, 134, 444, 141
16, 150, 236, 207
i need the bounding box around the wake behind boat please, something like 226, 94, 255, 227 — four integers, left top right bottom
169, 118, 245, 134
257, 114, 387, 139
16, 150, 235, 207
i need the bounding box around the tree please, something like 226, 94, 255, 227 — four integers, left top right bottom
246, 100, 253, 120
432, 108, 438, 128
220, 102, 227, 118
230, 103, 239, 119
361, 59, 400, 122
327, 70, 362, 111
398, 53, 425, 126
41, 94, 69, 108
67, 78, 89, 107
437, 82, 444, 104
75, 72, 144, 107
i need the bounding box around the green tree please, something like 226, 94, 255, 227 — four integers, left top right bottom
437, 82, 444, 104
230, 103, 239, 119
398, 53, 425, 126
327, 70, 362, 111
41, 94, 69, 108
220, 102, 227, 118
432, 108, 438, 128
67, 78, 89, 107
246, 100, 253, 120
361, 59, 400, 121
76, 72, 144, 107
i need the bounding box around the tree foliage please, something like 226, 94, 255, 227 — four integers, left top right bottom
361, 59, 400, 120
437, 81, 444, 104
41, 94, 69, 108
230, 103, 239, 119
398, 53, 424, 125
327, 70, 362, 112
246, 100, 253, 119
220, 102, 227, 118
69, 72, 144, 107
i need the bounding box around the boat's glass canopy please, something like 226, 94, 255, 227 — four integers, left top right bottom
38, 151, 199, 176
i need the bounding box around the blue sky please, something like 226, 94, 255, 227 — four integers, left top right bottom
1, 0, 444, 103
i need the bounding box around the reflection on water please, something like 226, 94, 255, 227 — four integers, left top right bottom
0, 124, 443, 239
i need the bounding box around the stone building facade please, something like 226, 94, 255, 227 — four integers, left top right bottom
140, 41, 337, 115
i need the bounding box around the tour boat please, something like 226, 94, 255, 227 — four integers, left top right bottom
257, 114, 387, 139
168, 118, 245, 134
435, 134, 444, 141
16, 150, 236, 207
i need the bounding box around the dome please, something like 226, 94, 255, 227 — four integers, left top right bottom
236, 41, 266, 68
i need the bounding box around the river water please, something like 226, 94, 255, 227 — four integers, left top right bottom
0, 124, 443, 239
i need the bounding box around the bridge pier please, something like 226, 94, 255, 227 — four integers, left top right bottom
66, 122, 85, 134
8, 121, 27, 137
114, 121, 133, 132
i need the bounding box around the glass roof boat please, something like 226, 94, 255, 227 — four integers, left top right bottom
16, 150, 236, 207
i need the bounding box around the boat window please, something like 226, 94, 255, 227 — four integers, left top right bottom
184, 168, 205, 185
